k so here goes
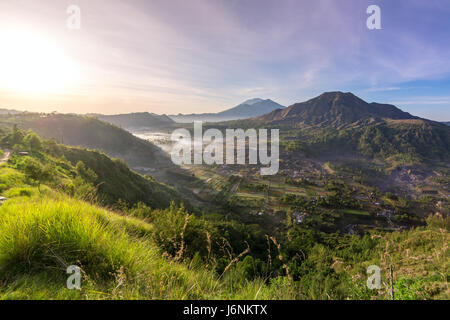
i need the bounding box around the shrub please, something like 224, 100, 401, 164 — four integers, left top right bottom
151, 203, 216, 260
23, 132, 42, 151
5, 187, 34, 197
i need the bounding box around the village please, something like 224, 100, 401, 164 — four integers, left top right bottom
139, 130, 449, 234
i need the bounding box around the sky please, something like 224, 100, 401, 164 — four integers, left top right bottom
0, 0, 449, 120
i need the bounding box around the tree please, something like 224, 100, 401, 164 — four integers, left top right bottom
23, 158, 52, 191
12, 124, 24, 145
23, 132, 42, 151
75, 161, 98, 183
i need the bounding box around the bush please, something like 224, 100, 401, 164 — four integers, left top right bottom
23, 132, 42, 151
21, 158, 53, 190
5, 187, 34, 198
395, 278, 426, 300
151, 203, 216, 260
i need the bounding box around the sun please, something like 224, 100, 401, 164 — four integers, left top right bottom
0, 28, 81, 94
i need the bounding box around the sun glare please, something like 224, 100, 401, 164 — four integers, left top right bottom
0, 28, 81, 94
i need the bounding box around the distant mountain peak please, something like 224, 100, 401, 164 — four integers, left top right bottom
312, 91, 367, 106
217, 99, 284, 118
240, 98, 264, 106
170, 98, 285, 123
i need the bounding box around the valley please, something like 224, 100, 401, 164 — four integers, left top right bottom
0, 91, 448, 300
126, 93, 448, 237
136, 127, 446, 236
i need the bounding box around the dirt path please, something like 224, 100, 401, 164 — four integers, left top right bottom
0, 149, 11, 164
323, 162, 335, 174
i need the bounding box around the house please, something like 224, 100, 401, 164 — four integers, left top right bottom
292, 212, 309, 224
345, 224, 358, 235
376, 209, 395, 218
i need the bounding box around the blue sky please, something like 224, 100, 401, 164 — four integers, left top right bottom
0, 0, 449, 120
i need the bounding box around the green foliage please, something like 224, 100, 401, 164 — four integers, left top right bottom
394, 278, 426, 300
151, 203, 215, 260
0, 167, 26, 190
21, 157, 53, 190
17, 113, 165, 168
75, 161, 97, 183
59, 147, 184, 209
126, 201, 154, 219
5, 187, 34, 198
1, 124, 24, 147
23, 132, 42, 151
282, 121, 450, 165
426, 214, 450, 231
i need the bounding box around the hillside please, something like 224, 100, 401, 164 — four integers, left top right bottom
170, 98, 284, 123
0, 128, 185, 209
240, 92, 450, 163
283, 118, 450, 162
2, 113, 171, 170
89, 112, 175, 130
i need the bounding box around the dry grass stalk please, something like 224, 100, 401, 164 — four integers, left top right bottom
270, 236, 292, 281
222, 242, 250, 275
175, 214, 190, 262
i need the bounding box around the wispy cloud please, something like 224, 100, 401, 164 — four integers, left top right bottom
391, 97, 450, 105
0, 0, 449, 118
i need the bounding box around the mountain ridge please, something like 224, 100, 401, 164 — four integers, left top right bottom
12, 113, 170, 170
254, 92, 419, 128
88, 112, 175, 130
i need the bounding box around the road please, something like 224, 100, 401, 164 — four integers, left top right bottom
227, 181, 240, 199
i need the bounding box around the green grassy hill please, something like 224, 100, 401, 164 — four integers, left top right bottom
89, 112, 175, 130
286, 119, 450, 164
0, 125, 185, 209
2, 113, 171, 169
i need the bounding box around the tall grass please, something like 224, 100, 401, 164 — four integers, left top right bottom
0, 187, 446, 300
0, 197, 139, 279
0, 195, 296, 299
